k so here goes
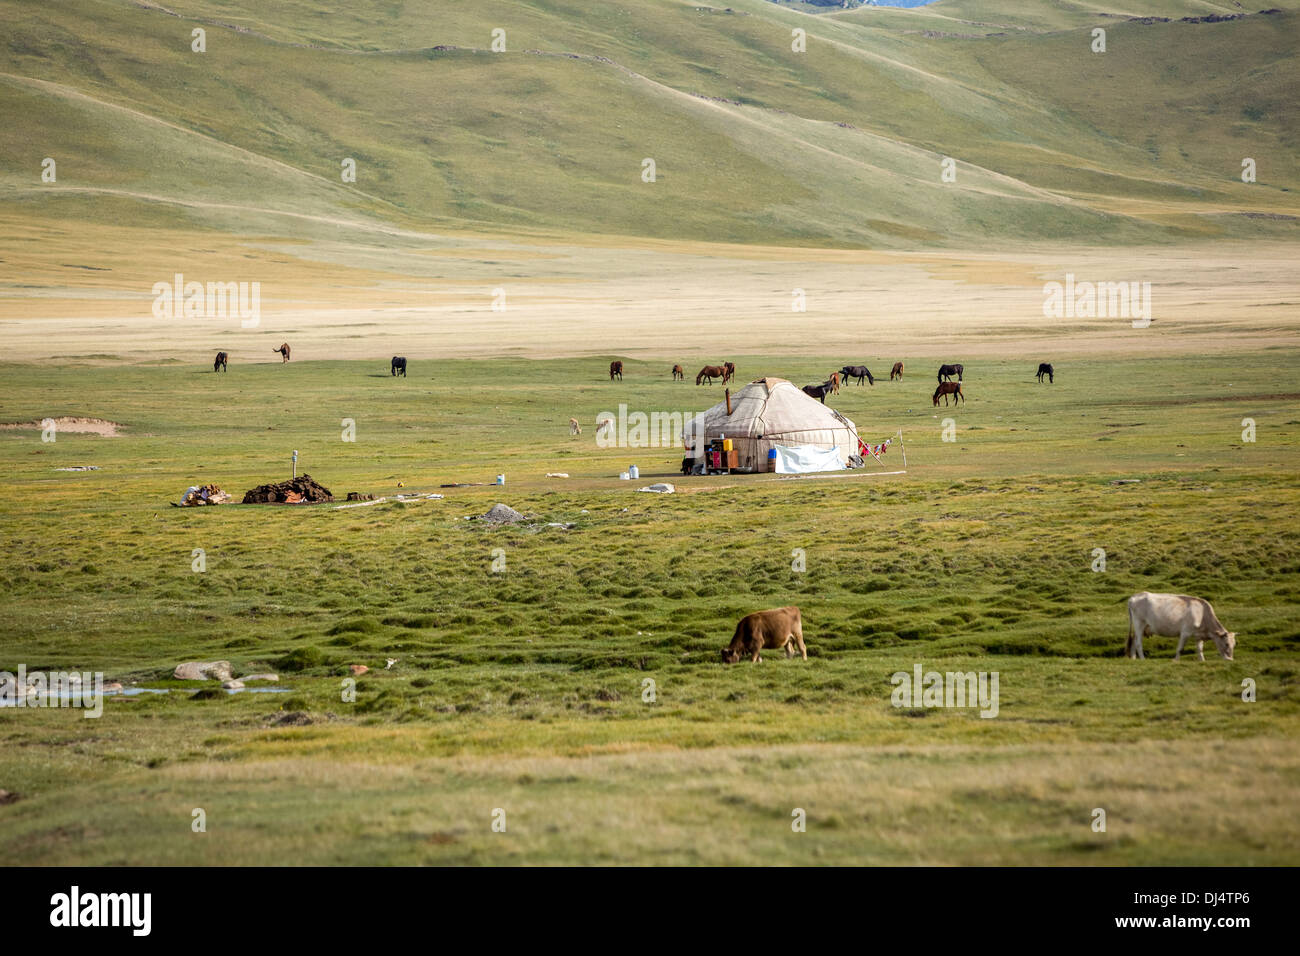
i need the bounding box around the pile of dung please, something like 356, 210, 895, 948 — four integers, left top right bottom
176, 483, 232, 507
242, 474, 334, 505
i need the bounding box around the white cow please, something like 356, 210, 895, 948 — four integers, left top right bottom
1126, 591, 1236, 661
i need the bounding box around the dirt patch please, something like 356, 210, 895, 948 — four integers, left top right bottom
271, 711, 314, 727
0, 417, 123, 437
242, 474, 334, 504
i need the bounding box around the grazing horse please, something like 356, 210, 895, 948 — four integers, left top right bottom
839, 365, 874, 386
273, 343, 290, 363
696, 365, 726, 385
609, 360, 623, 381
826, 372, 841, 394
890, 362, 904, 381
569, 418, 582, 436
1036, 362, 1054, 383
672, 364, 684, 381
802, 381, 834, 404
723, 361, 736, 384
391, 356, 407, 377
937, 363, 963, 383
933, 382, 964, 406
213, 351, 228, 372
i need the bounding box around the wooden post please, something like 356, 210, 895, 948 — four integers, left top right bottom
725, 388, 732, 416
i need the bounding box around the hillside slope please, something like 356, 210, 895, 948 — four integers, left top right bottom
0, 0, 1296, 247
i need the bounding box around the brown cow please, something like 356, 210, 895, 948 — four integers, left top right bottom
933, 382, 963, 406
890, 362, 903, 380
721, 606, 806, 663
609, 360, 624, 381
273, 343, 291, 363
672, 364, 684, 381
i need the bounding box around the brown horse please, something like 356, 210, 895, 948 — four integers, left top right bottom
890, 362, 903, 380
213, 351, 228, 372
933, 382, 964, 406
672, 364, 684, 381
273, 343, 290, 363
723, 361, 736, 384
609, 360, 623, 381
826, 372, 841, 394
696, 365, 726, 385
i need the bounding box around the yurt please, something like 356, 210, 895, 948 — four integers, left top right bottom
681, 377, 862, 474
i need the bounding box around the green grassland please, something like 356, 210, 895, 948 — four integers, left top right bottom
1, 353, 1297, 864
2, 0, 1296, 248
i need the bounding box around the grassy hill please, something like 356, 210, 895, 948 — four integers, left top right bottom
1, 0, 1296, 247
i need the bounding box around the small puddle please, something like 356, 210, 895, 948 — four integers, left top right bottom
1, 685, 291, 705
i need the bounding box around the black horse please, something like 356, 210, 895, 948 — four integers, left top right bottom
213, 351, 228, 373
802, 382, 834, 404
938, 363, 963, 383
391, 356, 407, 377
839, 365, 875, 386
1036, 363, 1054, 383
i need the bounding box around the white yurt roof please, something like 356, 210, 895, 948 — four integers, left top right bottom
681, 377, 858, 446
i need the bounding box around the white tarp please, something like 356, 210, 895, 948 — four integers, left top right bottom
772, 443, 845, 474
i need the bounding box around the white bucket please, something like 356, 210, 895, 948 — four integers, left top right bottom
629, 465, 639, 479
496, 474, 505, 485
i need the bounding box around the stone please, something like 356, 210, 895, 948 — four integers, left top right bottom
481, 503, 524, 524
240, 673, 279, 683
173, 661, 234, 681
221, 680, 245, 690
